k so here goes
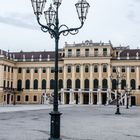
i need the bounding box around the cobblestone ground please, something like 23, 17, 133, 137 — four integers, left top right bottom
0, 105, 140, 140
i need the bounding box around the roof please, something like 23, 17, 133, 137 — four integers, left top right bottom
0, 49, 63, 61
120, 49, 140, 57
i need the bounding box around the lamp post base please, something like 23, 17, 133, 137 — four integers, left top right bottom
126, 106, 129, 109
48, 111, 62, 140
115, 105, 121, 115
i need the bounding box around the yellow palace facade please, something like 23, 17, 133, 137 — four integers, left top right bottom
0, 40, 140, 105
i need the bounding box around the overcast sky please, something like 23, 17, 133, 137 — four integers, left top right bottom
0, 0, 140, 52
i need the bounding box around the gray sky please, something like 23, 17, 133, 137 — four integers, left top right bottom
0, 0, 140, 52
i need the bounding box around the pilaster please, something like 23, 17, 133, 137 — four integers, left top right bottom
72, 65, 75, 89
80, 65, 84, 90
136, 66, 139, 90
38, 68, 42, 89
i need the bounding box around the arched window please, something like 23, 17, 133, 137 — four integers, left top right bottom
84, 79, 89, 90
50, 79, 55, 89
67, 66, 71, 73
112, 79, 117, 90
25, 79, 30, 89
17, 79, 22, 91
85, 65, 89, 73
76, 65, 80, 73
93, 79, 98, 90
131, 79, 136, 90
94, 65, 98, 72
59, 79, 63, 89
102, 79, 108, 89
42, 79, 46, 89
121, 79, 126, 89
75, 79, 80, 89
67, 79, 72, 89
103, 64, 107, 72
34, 79, 38, 89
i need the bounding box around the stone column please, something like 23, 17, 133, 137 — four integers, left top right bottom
22, 68, 26, 89
13, 68, 17, 89
117, 67, 121, 90
108, 64, 111, 89
30, 68, 34, 89
136, 66, 139, 90
115, 90, 117, 99
90, 64, 93, 90
61, 89, 65, 104
9, 67, 12, 88
5, 66, 8, 88
69, 89, 74, 104
63, 65, 67, 89
99, 64, 102, 89
47, 67, 50, 90
80, 65, 84, 90
124, 93, 127, 106
79, 89, 83, 104
106, 89, 110, 105
127, 66, 130, 88
72, 65, 75, 90
97, 88, 102, 105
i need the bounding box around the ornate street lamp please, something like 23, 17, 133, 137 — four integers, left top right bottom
31, 0, 90, 139
110, 69, 125, 115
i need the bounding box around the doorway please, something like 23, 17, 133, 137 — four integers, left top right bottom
102, 93, 107, 105
83, 93, 89, 104
93, 94, 97, 104
131, 96, 136, 106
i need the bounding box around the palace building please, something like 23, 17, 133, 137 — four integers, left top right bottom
0, 40, 140, 105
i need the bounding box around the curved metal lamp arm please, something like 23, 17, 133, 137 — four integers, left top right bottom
59, 22, 84, 36
37, 17, 56, 37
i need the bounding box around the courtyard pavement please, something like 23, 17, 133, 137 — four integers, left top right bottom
0, 104, 140, 140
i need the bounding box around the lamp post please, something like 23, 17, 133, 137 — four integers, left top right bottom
31, 0, 90, 139
110, 69, 125, 115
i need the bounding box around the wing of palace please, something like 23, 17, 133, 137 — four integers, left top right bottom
0, 40, 139, 106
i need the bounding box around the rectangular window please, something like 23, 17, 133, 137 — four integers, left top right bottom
51, 67, 55, 73
122, 67, 125, 73
3, 80, 6, 88
18, 67, 22, 73
76, 49, 80, 57
112, 66, 116, 73
103, 48, 107, 56
7, 81, 9, 88
8, 66, 10, 72
11, 67, 13, 73
11, 82, 13, 88
26, 68, 30, 73
4, 65, 6, 71
94, 48, 98, 56
85, 49, 89, 57
67, 66, 71, 73
34, 68, 38, 73
42, 67, 46, 73
59, 67, 63, 73
131, 66, 135, 73
68, 49, 72, 57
